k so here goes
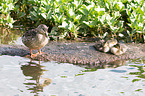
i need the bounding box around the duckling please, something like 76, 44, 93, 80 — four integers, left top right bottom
22, 24, 50, 58
103, 39, 117, 52
111, 43, 127, 55
94, 39, 105, 51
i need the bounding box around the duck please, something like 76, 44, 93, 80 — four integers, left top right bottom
94, 39, 105, 51
22, 24, 51, 58
103, 39, 117, 52
94, 39, 117, 52
111, 43, 127, 55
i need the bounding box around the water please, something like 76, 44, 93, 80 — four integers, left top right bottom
0, 55, 145, 96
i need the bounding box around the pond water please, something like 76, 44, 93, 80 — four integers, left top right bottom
0, 55, 145, 96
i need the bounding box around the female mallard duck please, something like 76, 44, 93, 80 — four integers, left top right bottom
22, 24, 50, 58
111, 43, 127, 55
103, 39, 117, 52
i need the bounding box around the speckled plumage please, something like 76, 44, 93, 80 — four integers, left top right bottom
111, 43, 127, 55
94, 39, 127, 55
22, 29, 48, 49
22, 24, 49, 57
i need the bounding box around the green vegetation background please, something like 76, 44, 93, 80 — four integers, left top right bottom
0, 0, 145, 42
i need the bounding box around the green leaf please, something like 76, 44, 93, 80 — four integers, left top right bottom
74, 15, 82, 23
41, 13, 46, 19
136, 7, 144, 15
18, 12, 26, 18
83, 21, 90, 26
6, 14, 14, 23
9, 23, 13, 28
8, 3, 14, 10
32, 6, 38, 12
59, 15, 65, 23
68, 7, 75, 17
58, 21, 68, 29
30, 11, 37, 17
73, 0, 79, 8
46, 5, 51, 11
68, 21, 74, 31
52, 15, 58, 22
79, 5, 89, 15
83, 21, 97, 28
46, 11, 53, 19
113, 11, 120, 18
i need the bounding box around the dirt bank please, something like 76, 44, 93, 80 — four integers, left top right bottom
0, 41, 145, 67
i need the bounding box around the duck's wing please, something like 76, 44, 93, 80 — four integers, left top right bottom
22, 29, 37, 42
23, 29, 37, 37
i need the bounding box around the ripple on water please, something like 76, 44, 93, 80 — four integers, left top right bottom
0, 55, 145, 96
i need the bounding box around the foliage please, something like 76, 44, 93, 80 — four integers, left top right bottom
0, 0, 16, 28
0, 0, 145, 42
126, 0, 145, 42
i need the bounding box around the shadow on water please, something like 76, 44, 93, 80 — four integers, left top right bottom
20, 59, 52, 96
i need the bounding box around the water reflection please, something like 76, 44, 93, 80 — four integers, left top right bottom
1, 55, 145, 95
20, 60, 52, 95
81, 60, 126, 72
129, 57, 145, 81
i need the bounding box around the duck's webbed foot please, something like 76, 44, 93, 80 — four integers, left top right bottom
38, 48, 46, 55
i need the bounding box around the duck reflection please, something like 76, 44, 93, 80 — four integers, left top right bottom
21, 60, 52, 95
81, 60, 126, 72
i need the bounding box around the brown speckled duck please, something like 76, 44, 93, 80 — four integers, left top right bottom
22, 24, 50, 58
94, 39, 127, 55
111, 43, 127, 55
103, 39, 117, 52
94, 39, 117, 52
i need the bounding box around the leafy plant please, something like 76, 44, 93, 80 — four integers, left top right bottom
0, 0, 16, 28
0, 0, 145, 42
127, 0, 145, 42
